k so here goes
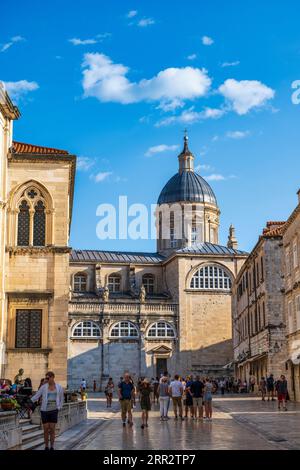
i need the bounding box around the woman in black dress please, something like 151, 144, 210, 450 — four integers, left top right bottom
140, 379, 152, 429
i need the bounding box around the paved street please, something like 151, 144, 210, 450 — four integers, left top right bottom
44, 393, 300, 451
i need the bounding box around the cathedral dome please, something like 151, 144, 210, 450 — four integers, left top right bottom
157, 134, 218, 206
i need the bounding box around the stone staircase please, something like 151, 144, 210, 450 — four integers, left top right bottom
20, 419, 44, 450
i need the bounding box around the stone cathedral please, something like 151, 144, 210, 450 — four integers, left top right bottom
0, 85, 247, 389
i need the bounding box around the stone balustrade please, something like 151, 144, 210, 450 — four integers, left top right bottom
31, 400, 87, 436
0, 411, 22, 450
69, 301, 178, 316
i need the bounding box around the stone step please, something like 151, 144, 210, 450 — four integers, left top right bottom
22, 436, 45, 451
22, 429, 44, 444
21, 423, 41, 434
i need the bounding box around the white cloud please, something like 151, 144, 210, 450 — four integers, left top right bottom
69, 38, 97, 46
212, 135, 219, 142
202, 36, 214, 46
138, 18, 155, 27
145, 144, 179, 157
3, 80, 39, 100
127, 10, 138, 18
226, 130, 250, 139
90, 171, 112, 183
219, 79, 275, 115
195, 164, 212, 172
82, 53, 211, 110
205, 174, 225, 181
1, 35, 25, 52
77, 157, 95, 171
55, 55, 62, 60
221, 61, 240, 68
155, 106, 224, 127
187, 54, 197, 60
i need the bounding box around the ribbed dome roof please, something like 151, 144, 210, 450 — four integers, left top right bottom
157, 171, 218, 205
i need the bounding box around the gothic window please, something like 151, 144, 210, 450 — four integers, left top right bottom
170, 211, 176, 248
17, 200, 30, 246
15, 309, 42, 348
74, 273, 87, 292
190, 265, 232, 290
15, 186, 50, 247
110, 321, 138, 338
33, 200, 46, 246
72, 321, 101, 338
147, 322, 175, 338
142, 274, 155, 294
108, 274, 121, 293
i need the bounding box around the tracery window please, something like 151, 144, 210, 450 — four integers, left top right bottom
72, 321, 101, 338
147, 322, 175, 338
142, 274, 155, 294
190, 265, 232, 290
16, 186, 48, 247
110, 321, 138, 338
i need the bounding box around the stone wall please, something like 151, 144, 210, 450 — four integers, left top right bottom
0, 411, 22, 450
68, 340, 102, 390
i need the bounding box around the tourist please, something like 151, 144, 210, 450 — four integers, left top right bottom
219, 378, 226, 396
158, 376, 170, 420
153, 377, 159, 404
184, 375, 194, 418
118, 373, 135, 427
267, 374, 275, 401
105, 377, 114, 408
169, 374, 184, 420
93, 380, 97, 392
140, 379, 152, 429
129, 376, 136, 409
243, 379, 248, 393
31, 371, 64, 451
80, 378, 86, 392
259, 377, 267, 401
190, 375, 204, 420
276, 375, 288, 411
38, 378, 46, 390
250, 375, 256, 393
203, 377, 213, 421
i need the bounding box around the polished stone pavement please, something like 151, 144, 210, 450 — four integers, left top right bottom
43, 393, 300, 451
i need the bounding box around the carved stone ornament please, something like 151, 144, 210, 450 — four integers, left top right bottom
139, 285, 146, 303
102, 285, 109, 302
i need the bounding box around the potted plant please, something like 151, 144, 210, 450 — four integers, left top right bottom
0, 396, 19, 411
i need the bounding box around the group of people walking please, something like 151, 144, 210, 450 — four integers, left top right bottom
116, 372, 215, 429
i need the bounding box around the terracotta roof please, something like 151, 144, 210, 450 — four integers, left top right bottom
262, 224, 285, 238
266, 221, 286, 227
12, 141, 69, 155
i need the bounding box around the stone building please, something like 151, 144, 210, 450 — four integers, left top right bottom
0, 84, 76, 387
282, 192, 300, 401
68, 135, 247, 389
232, 222, 287, 384
1, 87, 248, 389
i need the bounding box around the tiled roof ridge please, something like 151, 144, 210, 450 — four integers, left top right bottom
266, 221, 286, 227
12, 140, 69, 155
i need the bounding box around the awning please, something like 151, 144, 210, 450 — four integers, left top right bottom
237, 352, 267, 367
223, 362, 234, 369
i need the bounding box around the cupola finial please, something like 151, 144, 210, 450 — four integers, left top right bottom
178, 130, 194, 174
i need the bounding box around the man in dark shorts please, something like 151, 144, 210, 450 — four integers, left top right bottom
118, 373, 135, 427
267, 373, 275, 401
276, 375, 288, 411
31, 371, 64, 450
190, 375, 204, 419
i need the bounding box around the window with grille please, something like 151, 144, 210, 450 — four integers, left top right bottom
147, 322, 175, 338
190, 265, 232, 290
142, 274, 155, 294
33, 200, 46, 246
74, 273, 87, 292
108, 274, 121, 293
72, 321, 101, 338
110, 321, 138, 338
17, 200, 30, 246
15, 310, 42, 348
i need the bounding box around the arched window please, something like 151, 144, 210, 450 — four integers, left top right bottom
110, 321, 138, 338
72, 321, 101, 338
17, 200, 30, 246
33, 200, 46, 246
142, 274, 155, 294
147, 322, 175, 338
15, 186, 48, 247
190, 265, 232, 290
74, 273, 87, 292
108, 274, 121, 293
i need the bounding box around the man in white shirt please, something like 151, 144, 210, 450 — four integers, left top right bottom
169, 374, 184, 420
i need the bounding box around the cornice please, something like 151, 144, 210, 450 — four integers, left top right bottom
6, 246, 71, 255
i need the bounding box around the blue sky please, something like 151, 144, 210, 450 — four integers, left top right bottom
1, 0, 300, 253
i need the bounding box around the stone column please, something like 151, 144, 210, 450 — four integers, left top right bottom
100, 317, 111, 390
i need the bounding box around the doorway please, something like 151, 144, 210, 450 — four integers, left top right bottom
156, 358, 167, 378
